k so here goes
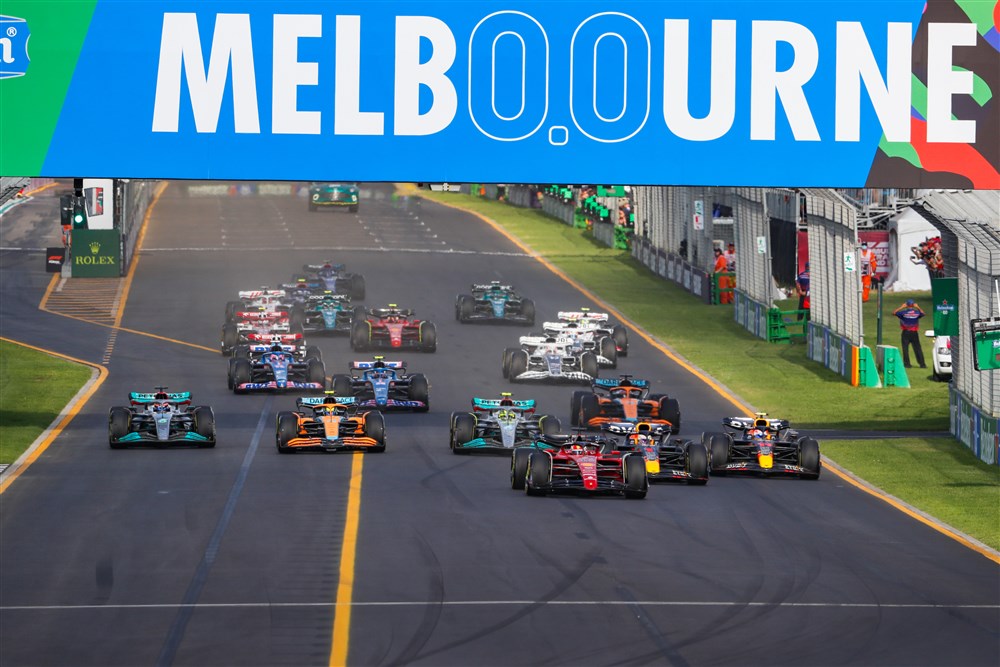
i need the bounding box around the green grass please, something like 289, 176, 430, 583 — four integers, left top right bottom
420, 191, 999, 551
0, 340, 93, 463
823, 439, 1000, 550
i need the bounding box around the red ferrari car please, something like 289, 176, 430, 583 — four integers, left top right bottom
350, 304, 437, 352
511, 433, 648, 499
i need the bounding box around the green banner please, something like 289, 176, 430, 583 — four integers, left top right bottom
931, 278, 959, 336
71, 229, 120, 277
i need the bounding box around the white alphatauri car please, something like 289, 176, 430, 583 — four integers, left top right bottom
925, 330, 952, 381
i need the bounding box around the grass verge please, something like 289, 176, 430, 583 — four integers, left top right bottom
418, 190, 999, 551
0, 339, 92, 463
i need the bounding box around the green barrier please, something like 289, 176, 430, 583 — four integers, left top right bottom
878, 345, 910, 388
613, 226, 630, 250
70, 229, 121, 277
710, 272, 736, 305
766, 307, 809, 342
857, 345, 882, 387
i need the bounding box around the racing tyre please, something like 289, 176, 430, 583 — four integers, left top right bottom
309, 202, 317, 212
569, 390, 590, 426
350, 275, 365, 300
351, 306, 367, 326
612, 325, 629, 357
798, 437, 821, 480
419, 322, 437, 352
232, 359, 252, 394
580, 352, 599, 380
508, 350, 528, 382
225, 301, 242, 322
686, 442, 708, 485
365, 412, 386, 452
408, 374, 430, 412
350, 321, 370, 351
233, 344, 250, 359
525, 452, 551, 496
276, 411, 298, 453
221, 324, 239, 355
349, 204, 359, 214
193, 407, 216, 448
502, 347, 521, 379
109, 407, 131, 448
579, 393, 600, 427
457, 295, 475, 322
708, 433, 731, 475
519, 298, 535, 326
227, 358, 237, 390
330, 374, 353, 397
659, 397, 681, 434
511, 448, 532, 489
307, 359, 327, 387
623, 454, 648, 499
305, 345, 323, 364
539, 415, 561, 436
599, 336, 618, 368
288, 322, 304, 335
451, 413, 476, 452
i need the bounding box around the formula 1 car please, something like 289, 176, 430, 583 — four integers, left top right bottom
545, 310, 629, 361
230, 344, 327, 394
301, 293, 365, 336
351, 304, 436, 352
502, 337, 597, 384
308, 182, 360, 213
275, 394, 385, 453
510, 432, 647, 498
108, 388, 215, 449
450, 393, 560, 453
226, 336, 323, 389
570, 376, 681, 433
221, 311, 302, 355
704, 414, 821, 479
603, 422, 707, 484
224, 289, 297, 323
455, 281, 535, 325
329, 357, 429, 412
296, 262, 366, 300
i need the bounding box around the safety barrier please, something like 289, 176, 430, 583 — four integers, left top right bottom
710, 272, 735, 305
806, 321, 880, 386
951, 386, 1000, 466
765, 307, 809, 343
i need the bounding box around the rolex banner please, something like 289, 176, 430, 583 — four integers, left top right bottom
931, 278, 959, 336
70, 229, 120, 277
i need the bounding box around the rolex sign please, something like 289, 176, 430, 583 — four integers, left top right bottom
70, 229, 121, 277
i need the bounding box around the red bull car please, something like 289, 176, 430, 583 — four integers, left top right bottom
603, 422, 707, 484
705, 414, 821, 479
510, 433, 648, 499
570, 375, 680, 433
276, 394, 384, 453
350, 304, 436, 352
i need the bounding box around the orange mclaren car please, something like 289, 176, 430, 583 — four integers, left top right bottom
276, 394, 385, 453
570, 376, 681, 433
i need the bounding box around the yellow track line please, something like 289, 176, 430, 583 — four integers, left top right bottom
424, 192, 1000, 565
0, 337, 108, 494
329, 452, 364, 667
22, 181, 60, 197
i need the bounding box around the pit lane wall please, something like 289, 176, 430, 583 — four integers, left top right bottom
951, 386, 1000, 467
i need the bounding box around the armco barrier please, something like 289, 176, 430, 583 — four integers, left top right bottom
631, 237, 710, 303
951, 386, 1000, 466
734, 291, 768, 339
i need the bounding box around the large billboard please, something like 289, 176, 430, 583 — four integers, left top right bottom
1, 1, 997, 187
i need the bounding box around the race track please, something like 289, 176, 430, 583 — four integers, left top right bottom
1, 183, 997, 666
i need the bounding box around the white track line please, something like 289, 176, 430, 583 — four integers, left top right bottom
140, 246, 529, 257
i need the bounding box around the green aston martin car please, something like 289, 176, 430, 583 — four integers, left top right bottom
309, 183, 360, 213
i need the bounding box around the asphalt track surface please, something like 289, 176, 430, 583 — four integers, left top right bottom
1, 183, 997, 667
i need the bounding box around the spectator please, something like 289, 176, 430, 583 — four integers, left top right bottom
893, 299, 926, 369
910, 236, 944, 279
724, 243, 736, 272
859, 242, 878, 302
796, 262, 810, 320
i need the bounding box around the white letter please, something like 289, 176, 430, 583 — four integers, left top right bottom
335, 15, 384, 135
835, 22, 911, 142
394, 16, 457, 136
663, 19, 736, 141
750, 21, 819, 141
927, 22, 977, 143
273, 15, 321, 135
152, 13, 259, 133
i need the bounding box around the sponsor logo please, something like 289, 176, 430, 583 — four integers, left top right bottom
89, 241, 101, 254
0, 16, 30, 80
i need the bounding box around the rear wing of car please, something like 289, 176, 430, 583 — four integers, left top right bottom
302, 263, 345, 273
248, 343, 297, 354
130, 391, 191, 405
557, 311, 609, 322
245, 332, 302, 343
235, 311, 289, 320
593, 377, 648, 389
351, 360, 405, 371
471, 283, 512, 292
238, 289, 286, 299
308, 293, 351, 303
472, 397, 535, 412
